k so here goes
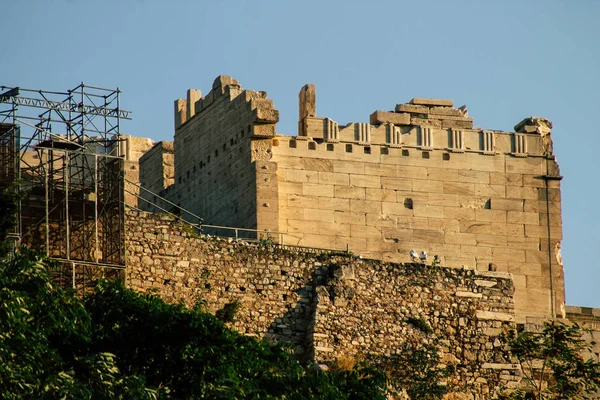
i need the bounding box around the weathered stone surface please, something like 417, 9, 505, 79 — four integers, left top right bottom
410, 97, 454, 107
369, 110, 410, 125
125, 210, 519, 397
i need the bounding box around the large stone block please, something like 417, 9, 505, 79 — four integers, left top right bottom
410, 98, 454, 107
369, 110, 411, 126
334, 185, 366, 200
303, 183, 334, 197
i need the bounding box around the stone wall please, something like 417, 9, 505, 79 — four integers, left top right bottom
268, 91, 563, 323
125, 210, 521, 397
137, 76, 564, 323
164, 76, 279, 233
138, 141, 174, 212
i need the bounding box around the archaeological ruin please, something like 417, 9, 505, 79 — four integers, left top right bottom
2, 77, 599, 397
139, 75, 565, 323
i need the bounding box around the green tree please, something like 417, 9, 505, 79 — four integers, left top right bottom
503, 321, 600, 399
378, 341, 449, 400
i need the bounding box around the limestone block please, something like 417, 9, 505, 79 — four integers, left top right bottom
349, 174, 381, 188
427, 167, 458, 182
381, 201, 414, 216
507, 211, 539, 225
410, 98, 454, 107
525, 225, 562, 240
442, 152, 505, 173
460, 221, 493, 234
394, 103, 429, 113
396, 215, 428, 229
365, 188, 396, 202
474, 184, 505, 198
287, 195, 314, 209
513, 287, 552, 319
525, 250, 550, 264
279, 181, 303, 195
304, 208, 335, 223
318, 171, 350, 186
174, 98, 187, 129
318, 222, 351, 236
334, 211, 366, 225
428, 217, 460, 232
505, 157, 543, 175
334, 186, 365, 200
186, 89, 201, 120
444, 206, 475, 221
287, 218, 319, 233
253, 124, 276, 137
507, 261, 542, 276
303, 233, 337, 249
426, 193, 459, 207
506, 186, 539, 200
366, 213, 397, 227
491, 198, 523, 211
413, 180, 445, 194
476, 311, 514, 322
443, 182, 475, 196
318, 197, 350, 212
397, 165, 427, 179
475, 209, 507, 223
492, 247, 525, 262
413, 229, 444, 243
413, 204, 444, 218
350, 224, 385, 239
303, 183, 333, 197
333, 160, 364, 174
369, 110, 411, 126
441, 119, 474, 130
280, 206, 305, 220
430, 243, 461, 259
381, 177, 412, 191
350, 199, 382, 214
538, 187, 561, 202
299, 84, 316, 120
365, 238, 400, 253
522, 174, 545, 188
506, 236, 540, 251
538, 213, 562, 227
303, 158, 334, 172
475, 234, 507, 247
286, 169, 319, 183
461, 245, 492, 259
334, 236, 367, 252
458, 170, 490, 184
492, 223, 524, 237
364, 163, 395, 177
253, 108, 279, 124
489, 172, 523, 186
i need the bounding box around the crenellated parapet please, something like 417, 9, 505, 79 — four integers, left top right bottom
298, 85, 556, 160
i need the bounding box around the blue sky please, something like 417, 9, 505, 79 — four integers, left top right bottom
2, 0, 599, 307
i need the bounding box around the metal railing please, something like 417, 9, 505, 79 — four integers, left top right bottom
124, 179, 360, 257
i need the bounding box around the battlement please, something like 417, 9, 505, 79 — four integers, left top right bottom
297, 84, 555, 159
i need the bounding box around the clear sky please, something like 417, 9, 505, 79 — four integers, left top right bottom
2, 0, 599, 307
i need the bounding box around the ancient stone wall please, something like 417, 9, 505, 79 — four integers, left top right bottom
164, 76, 279, 233
125, 210, 521, 397
138, 141, 174, 212
138, 76, 564, 323
115, 135, 155, 208
268, 91, 563, 323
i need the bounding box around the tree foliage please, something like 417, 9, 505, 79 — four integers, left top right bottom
378, 341, 449, 399
502, 321, 600, 400
0, 247, 388, 399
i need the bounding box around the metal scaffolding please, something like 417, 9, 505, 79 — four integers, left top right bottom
0, 84, 131, 286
